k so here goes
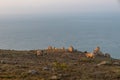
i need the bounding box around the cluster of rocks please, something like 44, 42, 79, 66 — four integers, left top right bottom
35, 46, 111, 60
35, 46, 75, 56
83, 46, 111, 58
93, 46, 111, 58
47, 46, 75, 52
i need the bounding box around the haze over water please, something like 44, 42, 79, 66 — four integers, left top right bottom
0, 0, 120, 58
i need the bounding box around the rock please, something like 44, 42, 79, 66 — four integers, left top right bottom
0, 60, 6, 64
68, 46, 74, 52
36, 50, 43, 56
104, 53, 111, 58
113, 62, 120, 66
43, 66, 50, 71
93, 46, 100, 54
97, 61, 112, 66
85, 52, 94, 58
28, 70, 38, 75
50, 75, 60, 80
93, 46, 104, 56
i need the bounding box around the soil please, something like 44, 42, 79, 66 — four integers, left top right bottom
0, 49, 120, 80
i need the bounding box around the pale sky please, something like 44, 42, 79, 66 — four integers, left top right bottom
0, 0, 120, 17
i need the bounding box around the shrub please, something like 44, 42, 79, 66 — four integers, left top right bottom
52, 61, 68, 71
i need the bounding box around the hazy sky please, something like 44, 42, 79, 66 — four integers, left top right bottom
0, 0, 120, 17
0, 0, 120, 58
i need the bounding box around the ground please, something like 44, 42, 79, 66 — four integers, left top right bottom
0, 49, 120, 80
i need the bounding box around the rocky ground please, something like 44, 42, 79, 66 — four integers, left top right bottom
0, 49, 120, 80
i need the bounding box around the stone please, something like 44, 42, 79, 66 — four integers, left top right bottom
104, 53, 111, 58
0, 60, 6, 64
97, 61, 112, 66
43, 66, 50, 71
28, 70, 38, 75
93, 46, 100, 54
36, 50, 43, 56
68, 46, 74, 52
50, 75, 60, 80
93, 46, 104, 56
85, 52, 94, 58
113, 62, 120, 66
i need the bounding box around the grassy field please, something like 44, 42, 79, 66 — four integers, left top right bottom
0, 49, 120, 80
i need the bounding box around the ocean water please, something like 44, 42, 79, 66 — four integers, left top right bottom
0, 0, 120, 58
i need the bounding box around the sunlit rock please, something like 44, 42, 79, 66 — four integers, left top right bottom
68, 46, 74, 52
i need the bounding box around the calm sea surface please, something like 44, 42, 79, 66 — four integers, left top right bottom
0, 0, 120, 58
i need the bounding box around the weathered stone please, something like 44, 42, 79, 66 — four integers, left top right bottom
68, 46, 74, 52
28, 70, 38, 75
93, 46, 100, 54
104, 53, 111, 58
113, 62, 120, 66
36, 50, 43, 56
85, 52, 94, 58
50, 75, 60, 80
0, 60, 6, 64
43, 66, 50, 71
97, 61, 112, 66
93, 46, 104, 56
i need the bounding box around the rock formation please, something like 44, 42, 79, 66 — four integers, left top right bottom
68, 46, 74, 52
93, 46, 104, 56
85, 52, 94, 58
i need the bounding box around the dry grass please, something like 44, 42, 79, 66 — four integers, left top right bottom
0, 49, 119, 80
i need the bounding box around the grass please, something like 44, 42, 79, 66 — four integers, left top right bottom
0, 49, 119, 80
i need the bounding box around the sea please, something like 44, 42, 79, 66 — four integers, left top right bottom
0, 0, 120, 59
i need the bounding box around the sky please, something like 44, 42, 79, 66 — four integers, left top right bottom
0, 0, 120, 58
0, 0, 120, 18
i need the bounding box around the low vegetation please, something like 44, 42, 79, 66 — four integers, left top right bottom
0, 48, 119, 80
